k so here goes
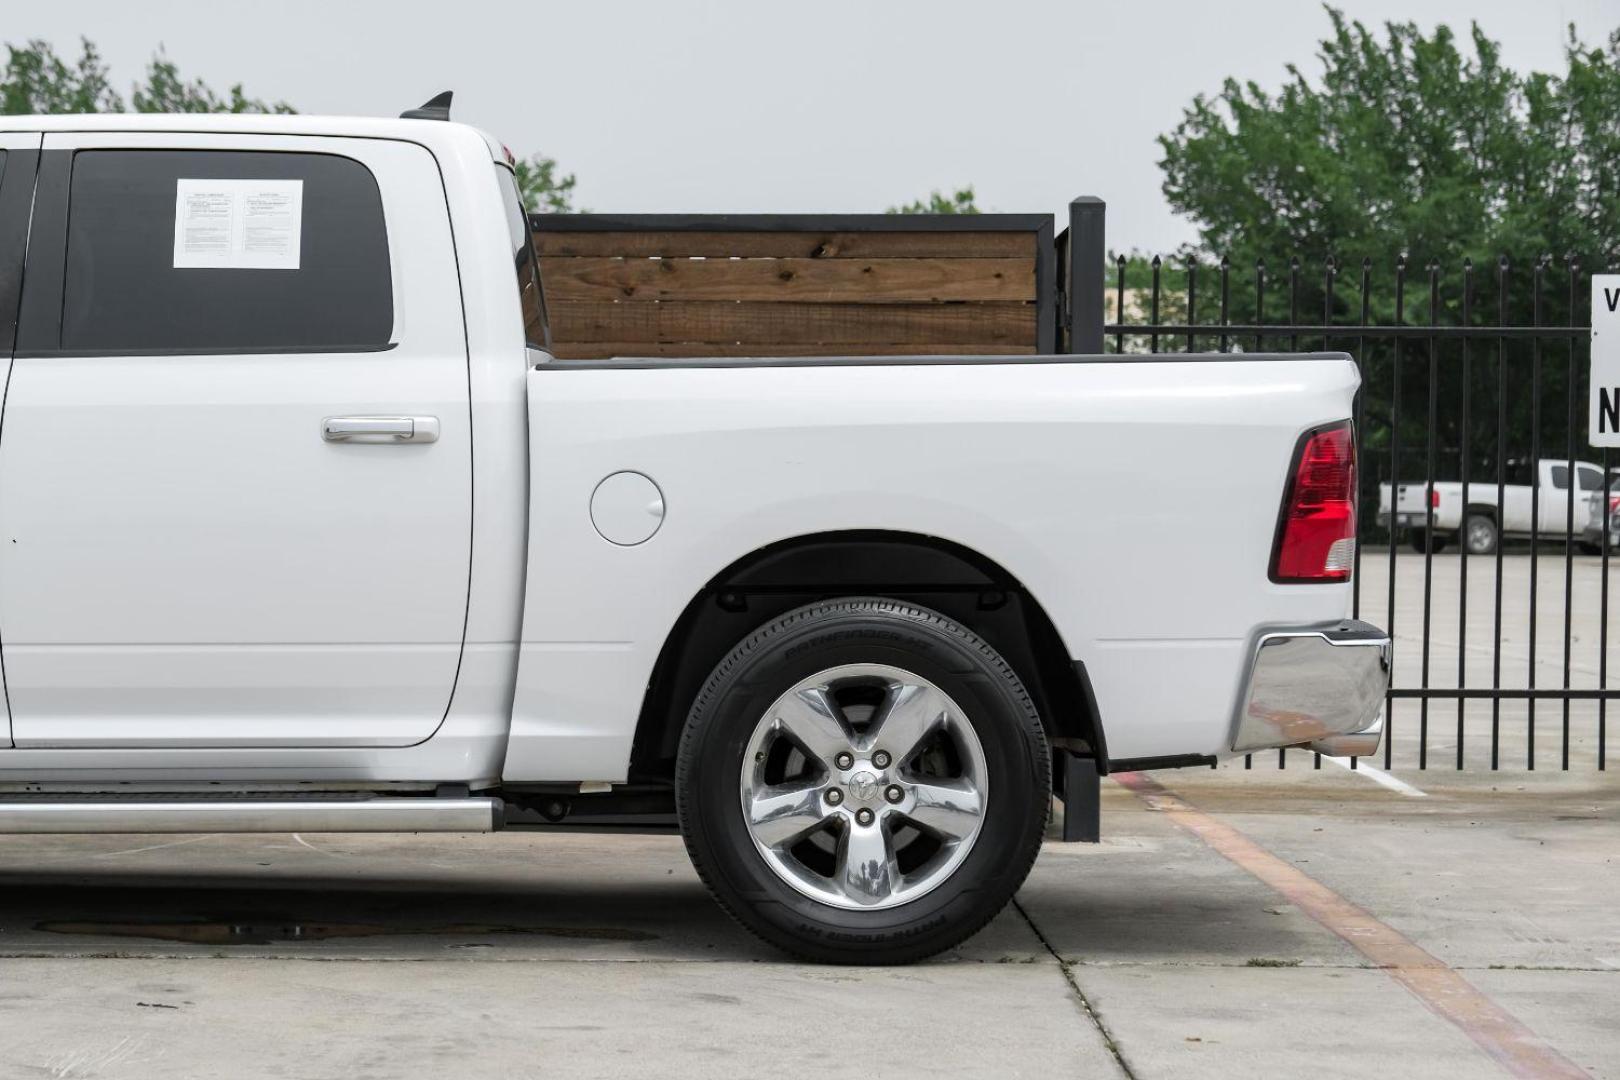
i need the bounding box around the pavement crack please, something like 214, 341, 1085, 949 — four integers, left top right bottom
1012, 896, 1138, 1080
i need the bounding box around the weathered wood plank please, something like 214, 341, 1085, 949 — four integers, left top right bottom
540, 257, 1034, 303
532, 230, 1037, 260
548, 341, 1037, 359
548, 301, 1037, 346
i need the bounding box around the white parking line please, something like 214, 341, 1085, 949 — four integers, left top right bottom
1322, 754, 1428, 797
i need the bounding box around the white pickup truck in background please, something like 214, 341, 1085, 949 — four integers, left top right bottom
1379, 458, 1609, 555
0, 105, 1388, 963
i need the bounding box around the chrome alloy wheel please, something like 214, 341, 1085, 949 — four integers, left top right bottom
738, 663, 989, 911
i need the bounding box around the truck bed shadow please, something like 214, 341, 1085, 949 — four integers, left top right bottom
0, 872, 735, 953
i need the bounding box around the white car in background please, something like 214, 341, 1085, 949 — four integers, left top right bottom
1379, 458, 1607, 555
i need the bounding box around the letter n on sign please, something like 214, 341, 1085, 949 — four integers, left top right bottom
1593, 275, 1620, 448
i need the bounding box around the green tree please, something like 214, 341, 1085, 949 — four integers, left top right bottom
1159, 9, 1620, 307
132, 49, 295, 114
1, 38, 123, 114
887, 186, 980, 215
513, 152, 579, 214
2, 38, 293, 115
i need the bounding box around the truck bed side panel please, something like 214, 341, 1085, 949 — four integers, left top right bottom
506, 354, 1360, 781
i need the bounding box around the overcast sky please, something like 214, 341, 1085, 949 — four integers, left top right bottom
11, 0, 1618, 250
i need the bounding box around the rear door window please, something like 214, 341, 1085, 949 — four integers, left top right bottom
60, 149, 392, 352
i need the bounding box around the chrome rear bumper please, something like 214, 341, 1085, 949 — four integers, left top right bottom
1232, 620, 1390, 757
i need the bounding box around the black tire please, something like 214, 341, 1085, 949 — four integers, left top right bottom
1579, 541, 1604, 556
675, 597, 1050, 964
1409, 529, 1451, 554
1464, 514, 1499, 556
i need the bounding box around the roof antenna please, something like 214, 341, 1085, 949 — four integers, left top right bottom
401, 91, 453, 121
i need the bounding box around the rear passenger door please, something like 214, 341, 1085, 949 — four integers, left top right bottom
0, 133, 471, 749
0, 133, 43, 750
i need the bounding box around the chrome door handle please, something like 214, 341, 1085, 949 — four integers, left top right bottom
322, 416, 440, 444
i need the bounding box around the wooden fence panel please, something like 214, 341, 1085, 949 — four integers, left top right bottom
540, 257, 1034, 304
532, 215, 1054, 358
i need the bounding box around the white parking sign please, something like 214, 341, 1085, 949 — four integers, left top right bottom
1594, 275, 1620, 446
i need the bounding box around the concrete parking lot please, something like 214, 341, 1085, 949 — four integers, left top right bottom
1, 760, 1614, 1079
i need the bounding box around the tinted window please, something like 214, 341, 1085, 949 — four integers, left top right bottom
1578, 466, 1604, 491
496, 166, 548, 349
1550, 465, 1570, 489
62, 150, 392, 352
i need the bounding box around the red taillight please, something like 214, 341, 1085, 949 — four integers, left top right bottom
1271, 422, 1357, 583
1430, 488, 1441, 509
1609, 495, 1619, 514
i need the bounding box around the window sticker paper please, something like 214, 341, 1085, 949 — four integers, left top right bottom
173, 179, 303, 269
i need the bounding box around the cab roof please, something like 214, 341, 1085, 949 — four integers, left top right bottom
0, 113, 507, 163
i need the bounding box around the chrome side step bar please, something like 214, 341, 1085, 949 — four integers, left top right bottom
0, 797, 502, 834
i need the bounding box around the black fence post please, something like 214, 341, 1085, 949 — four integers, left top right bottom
1067, 197, 1106, 354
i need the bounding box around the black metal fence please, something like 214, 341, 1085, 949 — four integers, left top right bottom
1060, 198, 1614, 771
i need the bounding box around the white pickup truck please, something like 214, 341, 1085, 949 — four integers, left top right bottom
1378, 458, 1608, 555
0, 106, 1388, 963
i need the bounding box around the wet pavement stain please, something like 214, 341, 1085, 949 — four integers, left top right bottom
35, 920, 658, 945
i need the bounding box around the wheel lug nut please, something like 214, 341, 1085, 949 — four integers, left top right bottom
885, 785, 904, 804
825, 788, 844, 806
855, 808, 875, 826
873, 750, 891, 768
834, 752, 854, 770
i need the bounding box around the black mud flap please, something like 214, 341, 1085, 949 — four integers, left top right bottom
1059, 751, 1100, 843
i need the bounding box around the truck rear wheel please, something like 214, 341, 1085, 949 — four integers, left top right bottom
675, 597, 1050, 964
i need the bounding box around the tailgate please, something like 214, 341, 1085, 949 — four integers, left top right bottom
1395, 483, 1434, 514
